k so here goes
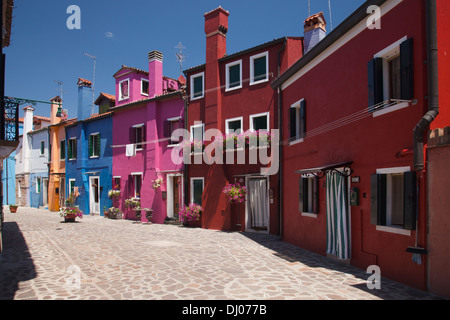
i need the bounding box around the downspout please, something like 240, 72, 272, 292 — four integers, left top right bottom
181, 88, 189, 207
276, 38, 287, 238
413, 0, 438, 171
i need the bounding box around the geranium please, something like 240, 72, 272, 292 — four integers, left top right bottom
179, 203, 203, 223
108, 185, 121, 200
59, 205, 83, 219
152, 178, 163, 190
124, 197, 140, 209
222, 182, 247, 203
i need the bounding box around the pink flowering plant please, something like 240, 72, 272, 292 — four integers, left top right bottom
179, 203, 203, 224
222, 182, 247, 203
59, 192, 83, 219
124, 196, 140, 209
214, 130, 273, 150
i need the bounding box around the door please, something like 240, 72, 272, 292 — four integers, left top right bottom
173, 176, 180, 219
89, 176, 100, 214
43, 178, 48, 206
326, 171, 351, 260
167, 175, 183, 219
59, 177, 65, 209
247, 178, 269, 232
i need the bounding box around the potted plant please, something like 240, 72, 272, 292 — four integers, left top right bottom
9, 204, 19, 213
106, 207, 122, 219
60, 191, 83, 222
151, 178, 163, 190
222, 182, 247, 203
178, 203, 203, 226
143, 208, 153, 222
108, 185, 121, 200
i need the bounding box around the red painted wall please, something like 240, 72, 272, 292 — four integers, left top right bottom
280, 0, 429, 290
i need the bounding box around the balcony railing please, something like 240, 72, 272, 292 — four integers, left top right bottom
1, 96, 22, 141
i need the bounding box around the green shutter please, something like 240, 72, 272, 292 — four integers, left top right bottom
67, 139, 72, 159
60, 140, 65, 159
403, 171, 417, 230
96, 134, 101, 156
89, 135, 93, 157
73, 140, 77, 159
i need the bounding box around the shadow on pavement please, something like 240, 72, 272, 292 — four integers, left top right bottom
239, 232, 444, 300
0, 222, 37, 300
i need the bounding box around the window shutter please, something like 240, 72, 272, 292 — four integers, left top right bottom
299, 178, 304, 212
67, 140, 72, 159
400, 38, 414, 100
129, 127, 135, 144
96, 134, 101, 156
300, 99, 306, 137
60, 141, 65, 159
88, 135, 93, 157
403, 171, 417, 230
73, 140, 77, 159
164, 120, 171, 138
368, 58, 384, 109
290, 108, 297, 139
141, 125, 146, 149
127, 175, 134, 198
370, 174, 387, 225
312, 177, 319, 214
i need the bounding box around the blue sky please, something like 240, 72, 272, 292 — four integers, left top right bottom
5, 0, 366, 119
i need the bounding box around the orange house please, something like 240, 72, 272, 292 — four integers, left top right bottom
47, 96, 76, 211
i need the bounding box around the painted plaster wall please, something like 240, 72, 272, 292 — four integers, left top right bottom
279, 0, 428, 290
29, 129, 49, 208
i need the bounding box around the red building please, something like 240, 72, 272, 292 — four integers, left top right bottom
271, 0, 442, 291
183, 7, 303, 234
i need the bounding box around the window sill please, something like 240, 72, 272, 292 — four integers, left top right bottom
89, 156, 99, 159
289, 138, 304, 146
301, 212, 318, 218
373, 101, 409, 118
167, 143, 180, 148
376, 225, 411, 236
225, 85, 242, 92
190, 95, 204, 101
69, 159, 77, 161
250, 78, 269, 86
118, 97, 130, 102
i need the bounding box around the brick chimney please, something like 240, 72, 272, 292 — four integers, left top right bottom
50, 96, 62, 125
304, 12, 327, 54
148, 50, 164, 98
22, 105, 34, 173
77, 77, 93, 121
204, 6, 229, 132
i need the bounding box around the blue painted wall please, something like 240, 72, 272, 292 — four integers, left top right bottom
2, 123, 23, 205
30, 172, 48, 208
65, 114, 113, 216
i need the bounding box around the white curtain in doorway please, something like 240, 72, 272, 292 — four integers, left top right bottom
248, 179, 269, 228
326, 171, 350, 260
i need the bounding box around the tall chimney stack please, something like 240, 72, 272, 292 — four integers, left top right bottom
77, 77, 93, 121
148, 50, 164, 98
303, 12, 327, 54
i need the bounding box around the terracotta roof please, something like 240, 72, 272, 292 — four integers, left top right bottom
110, 90, 184, 111
113, 65, 148, 78
84, 111, 113, 121
95, 92, 116, 105
77, 77, 92, 86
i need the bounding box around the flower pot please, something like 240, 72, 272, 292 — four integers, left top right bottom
9, 206, 18, 213
65, 213, 77, 222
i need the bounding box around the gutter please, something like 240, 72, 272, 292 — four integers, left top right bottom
413, 0, 439, 170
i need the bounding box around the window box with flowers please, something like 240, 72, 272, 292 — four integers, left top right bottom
215, 130, 273, 151
179, 203, 203, 226
108, 185, 121, 200
105, 207, 123, 219
222, 182, 247, 203
125, 197, 141, 221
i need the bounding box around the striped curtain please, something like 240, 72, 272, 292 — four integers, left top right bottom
248, 179, 269, 228
326, 171, 350, 260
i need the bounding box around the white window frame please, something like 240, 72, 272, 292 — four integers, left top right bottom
249, 112, 270, 132
68, 178, 76, 196
289, 98, 305, 145
131, 172, 143, 198
375, 166, 412, 236
132, 123, 145, 151
250, 51, 269, 85
89, 132, 100, 158
225, 116, 244, 135
190, 123, 205, 142
190, 72, 205, 100
190, 177, 204, 205
225, 60, 243, 92
141, 78, 149, 96
373, 36, 410, 117
119, 78, 130, 101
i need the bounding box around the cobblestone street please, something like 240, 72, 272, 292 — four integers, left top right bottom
0, 206, 443, 301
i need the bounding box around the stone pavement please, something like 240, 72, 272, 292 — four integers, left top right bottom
0, 206, 444, 300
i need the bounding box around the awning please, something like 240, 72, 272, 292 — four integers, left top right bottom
296, 161, 353, 178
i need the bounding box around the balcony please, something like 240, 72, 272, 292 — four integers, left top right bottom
0, 97, 20, 159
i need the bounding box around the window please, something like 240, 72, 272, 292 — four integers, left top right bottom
89, 133, 101, 158
36, 177, 41, 194
368, 37, 414, 115
119, 79, 130, 101
190, 177, 204, 205
40, 141, 45, 156
225, 60, 242, 91
60, 140, 66, 160
67, 138, 77, 160
141, 79, 149, 96
113, 177, 121, 190
250, 112, 269, 132
132, 173, 142, 198
69, 179, 76, 195
190, 123, 205, 142
190, 72, 204, 100
299, 175, 319, 215
164, 117, 182, 145
225, 117, 243, 135
371, 167, 416, 231
130, 124, 145, 150
289, 99, 306, 143
250, 52, 269, 85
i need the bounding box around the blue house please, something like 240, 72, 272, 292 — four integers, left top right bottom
2, 120, 22, 205
64, 78, 114, 216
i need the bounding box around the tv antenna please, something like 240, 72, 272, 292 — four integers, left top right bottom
328, 0, 333, 31
175, 42, 186, 75
55, 80, 64, 101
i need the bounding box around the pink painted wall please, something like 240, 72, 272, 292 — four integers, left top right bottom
112, 96, 184, 224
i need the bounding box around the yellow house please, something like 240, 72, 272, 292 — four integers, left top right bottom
47, 96, 76, 212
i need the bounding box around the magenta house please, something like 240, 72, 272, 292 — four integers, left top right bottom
111, 50, 186, 223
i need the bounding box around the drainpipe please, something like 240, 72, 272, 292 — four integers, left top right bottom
181, 89, 189, 207
276, 38, 287, 238
413, 0, 438, 171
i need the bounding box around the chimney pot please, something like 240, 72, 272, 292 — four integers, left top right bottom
148, 50, 163, 62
